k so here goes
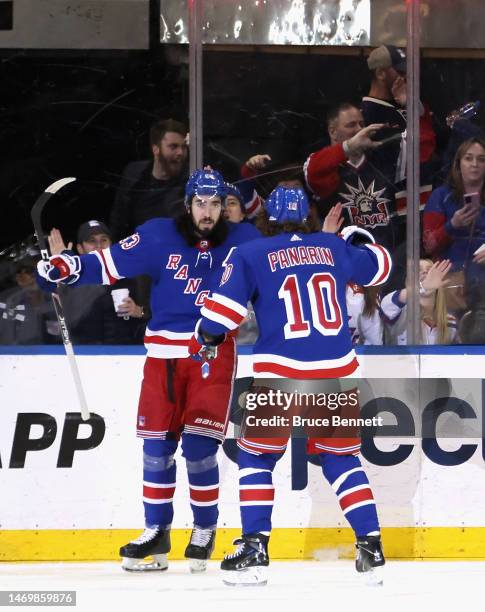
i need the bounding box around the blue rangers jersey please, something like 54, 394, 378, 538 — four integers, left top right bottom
70, 218, 260, 358
200, 231, 392, 378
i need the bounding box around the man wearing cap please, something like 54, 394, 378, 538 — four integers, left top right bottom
362, 44, 436, 183
361, 45, 436, 289
76, 220, 112, 254
47, 221, 146, 344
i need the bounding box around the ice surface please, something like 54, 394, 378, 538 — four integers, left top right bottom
1, 560, 483, 612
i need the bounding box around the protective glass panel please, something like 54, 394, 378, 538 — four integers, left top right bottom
199, 10, 406, 348
0, 5, 188, 345
419, 1, 485, 347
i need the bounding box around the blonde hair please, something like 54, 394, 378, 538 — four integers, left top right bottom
420, 259, 451, 344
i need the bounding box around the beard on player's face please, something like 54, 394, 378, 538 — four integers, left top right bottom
175, 210, 229, 247
195, 214, 214, 229
192, 213, 222, 237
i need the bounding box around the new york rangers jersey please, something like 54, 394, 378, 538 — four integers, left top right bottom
70, 218, 260, 358
304, 144, 405, 252
200, 232, 392, 378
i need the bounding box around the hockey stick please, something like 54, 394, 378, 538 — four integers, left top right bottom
31, 177, 91, 421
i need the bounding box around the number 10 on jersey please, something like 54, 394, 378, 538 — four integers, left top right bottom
278, 273, 343, 339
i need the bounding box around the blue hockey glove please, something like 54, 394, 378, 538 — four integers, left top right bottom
189, 321, 226, 378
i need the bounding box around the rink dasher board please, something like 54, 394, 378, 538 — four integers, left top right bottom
2, 349, 485, 560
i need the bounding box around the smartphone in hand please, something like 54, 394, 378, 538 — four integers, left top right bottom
463, 192, 481, 211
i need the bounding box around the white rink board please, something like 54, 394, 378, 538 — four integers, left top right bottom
1, 352, 485, 530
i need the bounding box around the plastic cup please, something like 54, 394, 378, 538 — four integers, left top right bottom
111, 288, 130, 319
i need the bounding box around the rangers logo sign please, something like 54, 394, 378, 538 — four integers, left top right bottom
119, 233, 140, 250
340, 179, 390, 229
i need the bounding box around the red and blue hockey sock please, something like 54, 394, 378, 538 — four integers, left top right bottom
238, 449, 280, 535
182, 434, 220, 529
319, 453, 380, 536
143, 439, 178, 529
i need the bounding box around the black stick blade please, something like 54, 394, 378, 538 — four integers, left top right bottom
31, 177, 77, 259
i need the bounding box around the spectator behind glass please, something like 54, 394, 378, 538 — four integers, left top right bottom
381, 259, 456, 345
362, 44, 436, 184
109, 118, 189, 240
438, 101, 484, 184
0, 258, 57, 344
458, 285, 485, 344
423, 138, 485, 271
224, 183, 247, 224
346, 284, 383, 346
303, 102, 409, 270
48, 221, 145, 344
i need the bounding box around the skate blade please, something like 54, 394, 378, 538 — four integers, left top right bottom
360, 566, 384, 587
121, 554, 168, 572
189, 559, 208, 573
222, 566, 268, 587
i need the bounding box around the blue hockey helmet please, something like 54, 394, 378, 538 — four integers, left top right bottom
185, 169, 227, 209
264, 186, 309, 224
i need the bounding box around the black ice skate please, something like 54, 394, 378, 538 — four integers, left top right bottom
355, 535, 385, 586
184, 528, 216, 573
221, 533, 269, 586
120, 527, 171, 572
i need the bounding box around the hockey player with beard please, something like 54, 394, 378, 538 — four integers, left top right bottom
191, 186, 392, 586
37, 169, 260, 573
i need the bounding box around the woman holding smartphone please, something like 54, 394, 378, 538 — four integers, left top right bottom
423, 137, 485, 270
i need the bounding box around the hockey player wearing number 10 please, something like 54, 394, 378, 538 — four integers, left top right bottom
193, 186, 392, 586
37, 169, 260, 573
